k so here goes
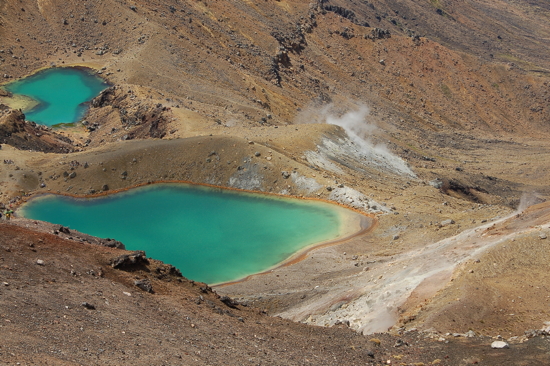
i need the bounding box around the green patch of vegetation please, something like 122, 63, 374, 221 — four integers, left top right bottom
496, 53, 550, 74
497, 53, 523, 63
492, 83, 499, 89
440, 83, 452, 98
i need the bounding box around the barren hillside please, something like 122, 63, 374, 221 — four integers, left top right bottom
1, 0, 550, 364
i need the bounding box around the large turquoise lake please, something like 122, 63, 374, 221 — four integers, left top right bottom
4, 67, 108, 126
19, 184, 352, 284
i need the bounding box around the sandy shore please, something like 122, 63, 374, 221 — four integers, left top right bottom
214, 199, 374, 286
0, 92, 40, 111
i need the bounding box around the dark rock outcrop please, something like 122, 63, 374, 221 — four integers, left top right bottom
134, 279, 154, 293
111, 250, 149, 269
0, 109, 75, 153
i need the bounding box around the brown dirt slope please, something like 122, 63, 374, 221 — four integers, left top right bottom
1, 0, 548, 137
2, 222, 550, 365
0, 0, 549, 362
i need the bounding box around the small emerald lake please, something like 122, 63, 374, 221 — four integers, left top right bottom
19, 184, 361, 284
3, 67, 108, 126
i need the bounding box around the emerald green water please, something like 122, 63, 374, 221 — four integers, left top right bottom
19, 184, 344, 284
4, 67, 108, 126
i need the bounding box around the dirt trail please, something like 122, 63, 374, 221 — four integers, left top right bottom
277, 202, 550, 335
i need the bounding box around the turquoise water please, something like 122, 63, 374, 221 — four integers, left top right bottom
4, 67, 108, 126
19, 184, 343, 284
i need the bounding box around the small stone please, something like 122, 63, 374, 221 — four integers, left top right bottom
539, 233, 547, 240
392, 235, 400, 240
36, 259, 45, 266
134, 279, 153, 293
254, 152, 261, 157
429, 179, 443, 189
81, 302, 96, 310
394, 339, 405, 347
220, 296, 238, 308
440, 219, 455, 226
491, 341, 509, 349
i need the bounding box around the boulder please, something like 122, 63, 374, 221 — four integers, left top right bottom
134, 279, 153, 293
491, 341, 509, 349
429, 179, 443, 189
100, 237, 124, 249
111, 251, 148, 268
365, 28, 391, 40
220, 296, 239, 309
81, 302, 96, 310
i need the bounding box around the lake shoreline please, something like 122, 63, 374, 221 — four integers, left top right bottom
0, 65, 110, 126
16, 181, 374, 285
215, 212, 375, 287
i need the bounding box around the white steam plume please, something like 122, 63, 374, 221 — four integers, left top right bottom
517, 191, 544, 212
296, 103, 415, 177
